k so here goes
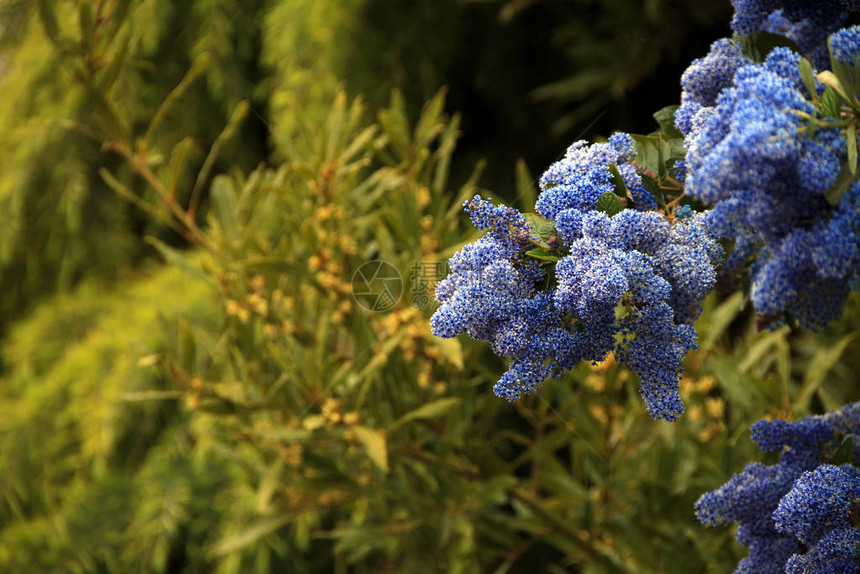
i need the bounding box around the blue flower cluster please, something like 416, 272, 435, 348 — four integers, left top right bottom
538, 132, 656, 214
431, 197, 582, 401
432, 134, 723, 420
678, 30, 860, 329
696, 402, 860, 573
730, 0, 856, 67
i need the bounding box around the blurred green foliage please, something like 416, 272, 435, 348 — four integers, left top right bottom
1, 0, 859, 573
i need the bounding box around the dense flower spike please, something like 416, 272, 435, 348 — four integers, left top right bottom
432, 197, 583, 401
433, 133, 723, 419
730, 0, 851, 66
679, 29, 860, 329
537, 132, 655, 217
697, 402, 860, 572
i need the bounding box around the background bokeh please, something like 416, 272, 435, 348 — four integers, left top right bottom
1, 1, 858, 572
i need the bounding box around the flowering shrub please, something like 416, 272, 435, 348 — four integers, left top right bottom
432, 0, 860, 570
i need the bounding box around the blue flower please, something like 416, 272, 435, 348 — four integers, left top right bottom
697, 402, 860, 572
680, 43, 860, 329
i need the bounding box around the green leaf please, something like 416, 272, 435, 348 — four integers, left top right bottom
208, 515, 291, 558
639, 173, 666, 208
414, 87, 447, 148
515, 159, 538, 211
190, 99, 249, 207
818, 71, 855, 106
594, 191, 624, 217
351, 426, 389, 473
607, 164, 630, 200
668, 138, 687, 163
821, 86, 843, 119
390, 398, 462, 430
78, 0, 94, 45
833, 436, 854, 465
849, 125, 857, 175
830, 52, 860, 107
735, 31, 800, 62
525, 248, 561, 263
631, 134, 666, 178
653, 105, 683, 139
144, 237, 214, 284
523, 213, 557, 242
378, 90, 411, 160
36, 0, 60, 43
431, 337, 464, 370
824, 162, 855, 206
98, 30, 131, 93
794, 334, 854, 413
799, 57, 819, 100
210, 176, 238, 243
167, 137, 196, 197
143, 52, 210, 148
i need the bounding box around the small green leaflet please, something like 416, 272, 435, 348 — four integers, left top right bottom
595, 191, 625, 217
525, 248, 561, 263
523, 212, 557, 242
848, 124, 857, 175
632, 134, 665, 178
830, 55, 860, 108
653, 105, 683, 139
833, 436, 854, 465
640, 173, 666, 208
821, 86, 843, 119
735, 31, 800, 63
607, 164, 632, 201
824, 162, 855, 207
818, 70, 854, 106
799, 57, 819, 100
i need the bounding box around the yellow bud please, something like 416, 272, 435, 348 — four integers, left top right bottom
322, 398, 339, 417
251, 274, 266, 292
589, 405, 608, 425
418, 371, 431, 388
225, 299, 240, 316
190, 377, 205, 392
186, 394, 201, 410
705, 397, 725, 419
416, 186, 430, 208
343, 411, 359, 425
698, 376, 717, 392
339, 236, 357, 254
689, 406, 703, 422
